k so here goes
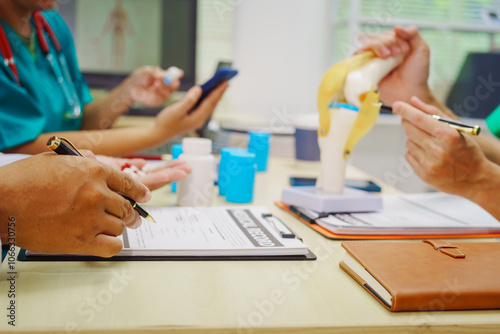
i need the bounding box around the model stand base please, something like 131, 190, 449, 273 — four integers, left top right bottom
281, 186, 383, 213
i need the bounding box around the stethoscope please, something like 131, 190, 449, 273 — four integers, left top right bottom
0, 11, 82, 119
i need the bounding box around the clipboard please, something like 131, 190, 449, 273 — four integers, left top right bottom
275, 200, 500, 240
17, 249, 316, 262
18, 206, 317, 262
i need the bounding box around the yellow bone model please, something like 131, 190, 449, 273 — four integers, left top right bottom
317, 51, 402, 159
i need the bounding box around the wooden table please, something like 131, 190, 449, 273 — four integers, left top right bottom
1, 158, 499, 334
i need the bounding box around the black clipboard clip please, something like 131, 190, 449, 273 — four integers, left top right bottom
261, 213, 297, 239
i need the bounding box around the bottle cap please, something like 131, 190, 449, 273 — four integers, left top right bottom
229, 151, 256, 163
249, 131, 271, 140
182, 138, 212, 155
164, 66, 182, 84
220, 147, 246, 158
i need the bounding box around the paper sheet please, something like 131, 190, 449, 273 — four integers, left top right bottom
315, 193, 500, 235
120, 206, 309, 256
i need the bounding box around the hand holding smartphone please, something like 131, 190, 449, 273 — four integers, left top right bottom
189, 67, 238, 113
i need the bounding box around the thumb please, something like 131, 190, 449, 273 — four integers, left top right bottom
175, 86, 202, 113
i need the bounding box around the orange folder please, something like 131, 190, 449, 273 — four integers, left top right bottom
275, 200, 500, 240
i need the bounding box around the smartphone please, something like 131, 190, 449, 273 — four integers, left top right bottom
289, 177, 381, 192
189, 67, 238, 113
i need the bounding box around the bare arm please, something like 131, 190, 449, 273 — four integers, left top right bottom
4, 125, 158, 156
5, 83, 228, 156
81, 66, 182, 130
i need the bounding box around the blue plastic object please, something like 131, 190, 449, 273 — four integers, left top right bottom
225, 151, 257, 204
295, 128, 320, 161
189, 67, 238, 113
170, 144, 183, 193
247, 132, 271, 172
218, 147, 247, 196
328, 102, 359, 111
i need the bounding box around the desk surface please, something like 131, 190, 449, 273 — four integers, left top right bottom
1, 158, 499, 334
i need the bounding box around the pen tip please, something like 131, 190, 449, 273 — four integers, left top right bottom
145, 215, 156, 223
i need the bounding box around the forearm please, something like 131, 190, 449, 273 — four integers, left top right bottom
468, 161, 500, 221
4, 125, 161, 156
81, 77, 134, 130
0, 175, 14, 246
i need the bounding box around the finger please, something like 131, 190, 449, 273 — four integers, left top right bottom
85, 234, 124, 258
124, 158, 147, 169
405, 150, 427, 181
401, 118, 432, 148
136, 168, 189, 191
394, 25, 419, 39
394, 25, 429, 53
80, 149, 96, 160
393, 101, 445, 138
154, 78, 174, 95
361, 32, 399, 57
105, 168, 151, 203
99, 213, 127, 237
172, 86, 203, 115
167, 160, 192, 173
406, 137, 437, 174
168, 80, 181, 91
190, 81, 228, 119
104, 191, 138, 226
127, 214, 143, 229
148, 159, 190, 173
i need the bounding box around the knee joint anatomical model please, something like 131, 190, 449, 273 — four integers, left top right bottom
316, 51, 403, 194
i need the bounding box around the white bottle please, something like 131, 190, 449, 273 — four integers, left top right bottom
177, 138, 215, 206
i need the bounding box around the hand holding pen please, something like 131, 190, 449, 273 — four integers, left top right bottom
380, 104, 480, 136
47, 136, 156, 223
392, 97, 491, 197
0, 152, 152, 257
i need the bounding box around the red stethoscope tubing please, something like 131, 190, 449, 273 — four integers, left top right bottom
0, 11, 60, 86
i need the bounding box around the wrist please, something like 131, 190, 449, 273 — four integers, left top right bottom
419, 85, 436, 105
467, 159, 500, 206
147, 122, 168, 148
117, 77, 136, 108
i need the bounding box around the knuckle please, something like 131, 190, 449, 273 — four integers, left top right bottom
427, 162, 442, 176
83, 187, 107, 206
88, 162, 107, 178
117, 222, 126, 236
122, 200, 134, 219
119, 173, 134, 195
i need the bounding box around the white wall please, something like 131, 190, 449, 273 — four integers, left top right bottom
228, 0, 334, 125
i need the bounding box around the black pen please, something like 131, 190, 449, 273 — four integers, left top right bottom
47, 136, 156, 223
380, 104, 480, 136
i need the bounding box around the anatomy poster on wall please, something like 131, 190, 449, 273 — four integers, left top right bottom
75, 0, 162, 73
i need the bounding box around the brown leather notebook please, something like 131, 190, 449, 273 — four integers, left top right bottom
340, 240, 500, 311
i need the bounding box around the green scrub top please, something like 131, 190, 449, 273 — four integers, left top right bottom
0, 10, 92, 151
